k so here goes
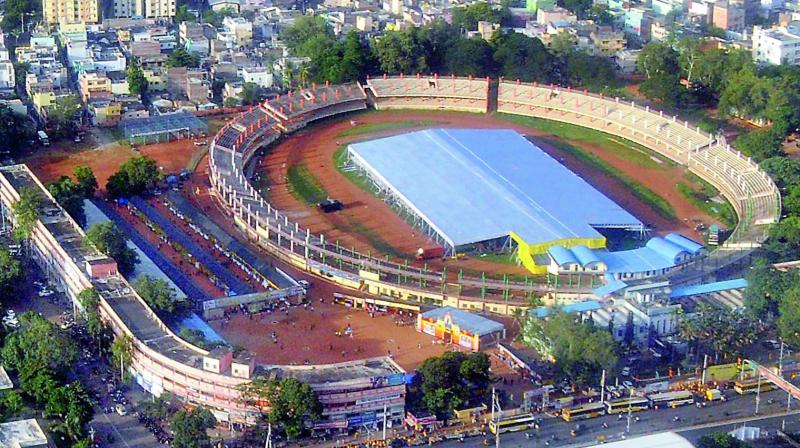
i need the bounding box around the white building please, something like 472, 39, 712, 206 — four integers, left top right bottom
753, 23, 800, 65
241, 66, 273, 88
114, 0, 176, 19
0, 62, 15, 90
0, 419, 48, 448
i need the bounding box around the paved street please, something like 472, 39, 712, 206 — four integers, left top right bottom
436, 389, 797, 447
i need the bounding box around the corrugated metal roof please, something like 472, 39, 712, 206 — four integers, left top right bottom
420, 307, 505, 336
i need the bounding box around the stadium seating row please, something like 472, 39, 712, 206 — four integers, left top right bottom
366, 76, 489, 113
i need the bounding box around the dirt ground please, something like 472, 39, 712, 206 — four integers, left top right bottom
260, 110, 718, 275
207, 296, 448, 370
25, 133, 200, 190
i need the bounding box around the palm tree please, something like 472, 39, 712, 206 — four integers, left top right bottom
298, 64, 310, 88
282, 65, 293, 90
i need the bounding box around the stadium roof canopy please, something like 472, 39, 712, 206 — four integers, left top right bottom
589, 432, 695, 448
421, 307, 505, 336
348, 129, 643, 252
120, 111, 207, 139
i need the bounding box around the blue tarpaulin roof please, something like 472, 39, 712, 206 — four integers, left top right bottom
420, 307, 505, 336
348, 129, 643, 248
531, 300, 602, 318
593, 274, 628, 297
670, 278, 748, 299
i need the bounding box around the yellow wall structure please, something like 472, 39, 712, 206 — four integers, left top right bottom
510, 230, 606, 274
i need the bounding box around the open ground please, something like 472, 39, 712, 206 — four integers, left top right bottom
259, 110, 722, 274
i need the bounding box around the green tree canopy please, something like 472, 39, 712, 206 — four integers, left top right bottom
171, 407, 217, 448
74, 165, 98, 198
451, 2, 506, 30
85, 222, 139, 275
133, 275, 178, 315
679, 304, 759, 361
175, 4, 196, 23
237, 377, 321, 439
241, 82, 263, 106
11, 186, 42, 241
1, 0, 41, 33
1, 312, 78, 374
492, 31, 557, 83
281, 16, 334, 57
0, 247, 22, 307
415, 351, 492, 417
697, 432, 750, 448
522, 312, 618, 384
0, 104, 33, 156
45, 381, 94, 441
127, 60, 148, 97
47, 95, 81, 140
167, 47, 201, 68
106, 156, 161, 198
638, 41, 685, 107
763, 216, 800, 262
744, 259, 796, 318
48, 176, 86, 226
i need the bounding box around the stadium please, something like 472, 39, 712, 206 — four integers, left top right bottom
207, 76, 780, 294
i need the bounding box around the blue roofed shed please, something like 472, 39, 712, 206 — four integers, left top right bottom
418, 307, 506, 350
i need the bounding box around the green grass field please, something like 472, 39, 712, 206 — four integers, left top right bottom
497, 113, 673, 169
337, 120, 440, 138
677, 173, 737, 228
334, 145, 380, 196
286, 164, 328, 205
539, 136, 676, 221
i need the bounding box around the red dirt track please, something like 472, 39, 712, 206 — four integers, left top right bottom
261, 111, 718, 273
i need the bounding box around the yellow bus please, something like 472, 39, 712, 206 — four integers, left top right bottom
734, 378, 776, 395
605, 397, 650, 414
647, 391, 694, 408
488, 413, 537, 434
561, 402, 606, 422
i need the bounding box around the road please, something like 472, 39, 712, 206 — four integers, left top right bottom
435, 389, 797, 447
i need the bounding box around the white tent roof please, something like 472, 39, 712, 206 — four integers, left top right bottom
591, 432, 695, 448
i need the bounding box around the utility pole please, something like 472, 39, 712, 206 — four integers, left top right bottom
600, 370, 606, 404
266, 425, 272, 448
701, 354, 708, 385
626, 387, 634, 434
779, 341, 785, 377
491, 387, 501, 448
755, 373, 762, 415
383, 403, 388, 441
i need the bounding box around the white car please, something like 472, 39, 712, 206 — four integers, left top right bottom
38, 289, 54, 297
115, 404, 127, 416
623, 381, 633, 389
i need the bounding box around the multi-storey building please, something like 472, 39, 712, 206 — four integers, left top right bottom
43, 0, 99, 25
114, 0, 175, 19
753, 24, 800, 65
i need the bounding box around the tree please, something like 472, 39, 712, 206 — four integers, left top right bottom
0, 104, 32, 156
443, 37, 495, 77
0, 247, 22, 307
414, 351, 491, 417
679, 304, 759, 361
778, 286, 800, 347
78, 288, 105, 345
451, 2, 503, 30
783, 184, 800, 216
46, 382, 94, 441
12, 187, 41, 241
171, 407, 216, 448
1, 312, 78, 374
105, 156, 161, 198
1, 0, 40, 33
175, 4, 196, 23
133, 276, 178, 315
110, 334, 133, 382
559, 0, 593, 17
237, 377, 321, 438
763, 216, 800, 261
761, 156, 800, 189
85, 222, 139, 275
458, 352, 492, 392
266, 378, 321, 438
744, 259, 795, 318
2, 391, 23, 416
74, 165, 98, 198
18, 367, 59, 403
371, 29, 429, 75
241, 82, 262, 106
550, 32, 577, 57
522, 312, 618, 384
697, 432, 749, 448
733, 128, 784, 161
492, 32, 557, 83
127, 60, 148, 97
47, 96, 81, 140
638, 42, 685, 107
280, 16, 334, 57
167, 47, 201, 68
49, 176, 86, 226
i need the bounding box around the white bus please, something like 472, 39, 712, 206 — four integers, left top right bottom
647, 391, 694, 409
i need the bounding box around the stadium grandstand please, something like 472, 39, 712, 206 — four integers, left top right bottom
207, 77, 781, 303
366, 74, 489, 113
119, 111, 208, 145
263, 82, 367, 132
496, 80, 781, 244
346, 128, 644, 272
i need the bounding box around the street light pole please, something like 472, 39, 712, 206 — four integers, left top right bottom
755, 373, 762, 415
600, 369, 606, 404
626, 387, 634, 434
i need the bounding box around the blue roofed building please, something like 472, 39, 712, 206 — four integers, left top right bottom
547, 233, 704, 280
417, 307, 506, 351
